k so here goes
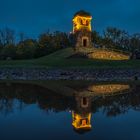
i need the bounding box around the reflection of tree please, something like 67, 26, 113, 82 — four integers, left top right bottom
0, 99, 14, 116
0, 83, 76, 115
0, 82, 139, 118
91, 86, 140, 117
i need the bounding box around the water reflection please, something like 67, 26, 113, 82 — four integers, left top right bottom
72, 96, 92, 133
88, 84, 130, 95
0, 81, 139, 135
71, 83, 131, 133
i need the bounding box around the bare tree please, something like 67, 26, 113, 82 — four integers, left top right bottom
0, 28, 15, 46
19, 32, 26, 42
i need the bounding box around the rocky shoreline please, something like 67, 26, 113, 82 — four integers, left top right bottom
0, 68, 139, 81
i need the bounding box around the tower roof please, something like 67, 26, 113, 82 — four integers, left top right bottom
74, 10, 92, 18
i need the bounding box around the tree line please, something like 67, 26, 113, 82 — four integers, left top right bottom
0, 27, 140, 60
92, 27, 140, 54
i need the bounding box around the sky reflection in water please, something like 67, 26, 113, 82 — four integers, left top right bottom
0, 81, 140, 140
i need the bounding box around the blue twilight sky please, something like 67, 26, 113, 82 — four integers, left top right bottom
0, 0, 140, 38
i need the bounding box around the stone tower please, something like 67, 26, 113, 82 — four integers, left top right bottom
73, 10, 92, 48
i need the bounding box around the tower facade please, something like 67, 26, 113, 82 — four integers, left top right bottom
73, 10, 92, 48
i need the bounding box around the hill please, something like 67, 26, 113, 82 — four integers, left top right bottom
0, 47, 140, 69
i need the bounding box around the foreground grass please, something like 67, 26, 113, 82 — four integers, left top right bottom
0, 47, 140, 69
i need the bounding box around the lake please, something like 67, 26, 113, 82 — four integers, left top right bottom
0, 81, 140, 140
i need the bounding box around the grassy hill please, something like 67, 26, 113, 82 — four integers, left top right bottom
0, 47, 140, 69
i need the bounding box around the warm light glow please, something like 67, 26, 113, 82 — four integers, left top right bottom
88, 50, 130, 60
88, 84, 130, 94
73, 15, 92, 33
76, 47, 130, 60
72, 111, 92, 130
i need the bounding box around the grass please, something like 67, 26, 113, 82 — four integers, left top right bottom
0, 47, 140, 69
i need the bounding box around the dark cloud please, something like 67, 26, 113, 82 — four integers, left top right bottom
0, 0, 140, 37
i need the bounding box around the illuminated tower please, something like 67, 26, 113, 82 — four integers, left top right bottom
72, 10, 92, 48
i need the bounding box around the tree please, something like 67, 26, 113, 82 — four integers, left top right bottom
16, 39, 37, 59
19, 32, 26, 42
91, 31, 102, 46
0, 28, 15, 46
130, 34, 140, 52
38, 31, 70, 57
0, 44, 16, 60
103, 27, 129, 50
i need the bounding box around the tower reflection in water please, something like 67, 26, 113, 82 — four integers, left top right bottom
71, 83, 131, 133
72, 96, 92, 133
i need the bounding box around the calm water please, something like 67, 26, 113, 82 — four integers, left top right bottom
0, 81, 140, 140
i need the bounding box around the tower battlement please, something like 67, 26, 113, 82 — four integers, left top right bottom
73, 10, 93, 48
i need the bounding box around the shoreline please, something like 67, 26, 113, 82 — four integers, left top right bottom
0, 68, 139, 81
